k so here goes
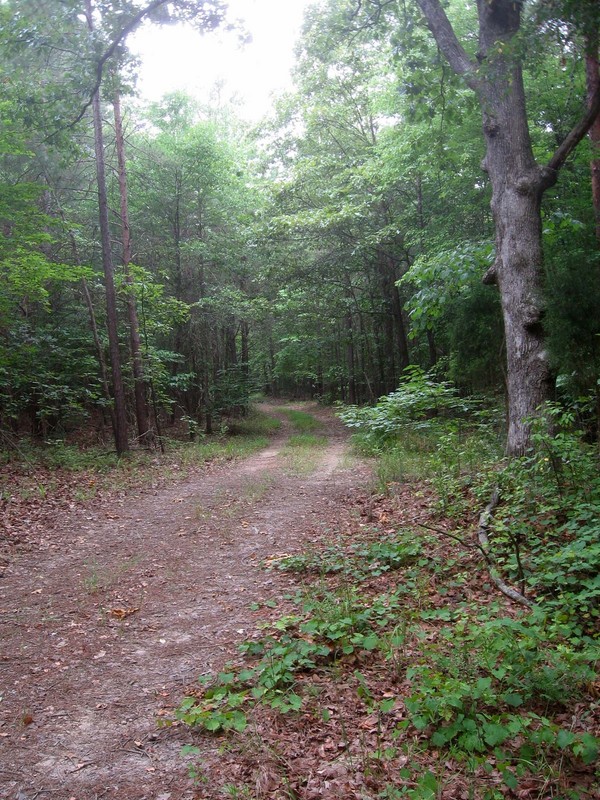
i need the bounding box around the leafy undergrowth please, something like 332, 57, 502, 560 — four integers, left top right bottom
0, 408, 280, 559
173, 485, 600, 800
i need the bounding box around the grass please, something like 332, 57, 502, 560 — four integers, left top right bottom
225, 409, 282, 437
196, 475, 276, 519
281, 409, 323, 432
170, 434, 271, 470
281, 433, 328, 475
82, 555, 140, 594
351, 425, 501, 497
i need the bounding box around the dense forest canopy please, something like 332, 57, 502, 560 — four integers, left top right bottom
1, 0, 599, 453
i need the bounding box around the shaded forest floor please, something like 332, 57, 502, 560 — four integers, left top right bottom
0, 403, 370, 798
1, 403, 598, 799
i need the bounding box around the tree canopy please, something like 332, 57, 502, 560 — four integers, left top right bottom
0, 0, 598, 450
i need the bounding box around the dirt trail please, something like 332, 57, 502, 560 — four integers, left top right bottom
0, 403, 371, 799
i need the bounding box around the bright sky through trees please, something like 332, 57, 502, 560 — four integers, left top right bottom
130, 0, 315, 119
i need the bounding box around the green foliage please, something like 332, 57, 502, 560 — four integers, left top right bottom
0, 317, 107, 431
176, 501, 598, 792
346, 392, 599, 633
339, 367, 471, 449
175, 578, 410, 734
544, 222, 600, 407
402, 242, 495, 334
271, 531, 422, 581
404, 609, 599, 766
489, 405, 600, 632
401, 243, 504, 391
342, 373, 504, 498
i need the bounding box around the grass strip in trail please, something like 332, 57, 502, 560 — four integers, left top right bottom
280, 408, 323, 432
281, 432, 328, 475
174, 497, 600, 800
277, 405, 328, 476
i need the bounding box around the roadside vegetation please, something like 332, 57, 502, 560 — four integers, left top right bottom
173, 375, 599, 799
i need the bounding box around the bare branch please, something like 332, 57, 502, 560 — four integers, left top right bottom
415, 0, 479, 91
477, 489, 534, 609
541, 80, 600, 189
75, 0, 170, 127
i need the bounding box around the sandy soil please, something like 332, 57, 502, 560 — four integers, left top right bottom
0, 403, 371, 800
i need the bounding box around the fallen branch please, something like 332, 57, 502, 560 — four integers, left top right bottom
477, 489, 534, 609
418, 491, 534, 609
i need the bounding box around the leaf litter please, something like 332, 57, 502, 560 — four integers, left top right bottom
0, 404, 597, 799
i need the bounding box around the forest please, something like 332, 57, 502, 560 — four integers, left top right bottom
1, 1, 599, 799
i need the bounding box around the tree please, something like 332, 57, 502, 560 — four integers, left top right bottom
84, 0, 129, 455
413, 0, 600, 454
113, 88, 151, 444
585, 27, 600, 244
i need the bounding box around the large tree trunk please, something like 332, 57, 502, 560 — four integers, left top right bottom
416, 0, 600, 455
477, 1, 552, 454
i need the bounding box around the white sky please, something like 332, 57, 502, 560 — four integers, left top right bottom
130, 0, 315, 120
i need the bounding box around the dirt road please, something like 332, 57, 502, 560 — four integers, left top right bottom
0, 404, 370, 799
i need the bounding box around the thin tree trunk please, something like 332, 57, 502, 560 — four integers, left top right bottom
113, 89, 150, 445
85, 0, 128, 455
80, 279, 114, 427
346, 312, 357, 404
586, 30, 600, 244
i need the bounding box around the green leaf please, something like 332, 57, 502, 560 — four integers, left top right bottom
556, 729, 576, 749
180, 745, 200, 756
287, 693, 303, 711
229, 711, 247, 732
502, 692, 524, 707
361, 633, 379, 650
502, 769, 518, 790
573, 733, 600, 765
431, 730, 450, 747
204, 715, 223, 732
379, 698, 396, 713
482, 722, 510, 747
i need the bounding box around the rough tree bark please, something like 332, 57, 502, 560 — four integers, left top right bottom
415, 0, 600, 455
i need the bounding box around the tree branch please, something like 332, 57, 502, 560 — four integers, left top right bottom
76, 0, 170, 128
477, 489, 534, 609
541, 80, 600, 189
415, 0, 479, 91
419, 491, 534, 610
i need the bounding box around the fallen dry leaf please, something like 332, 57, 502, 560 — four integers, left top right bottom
109, 607, 139, 620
